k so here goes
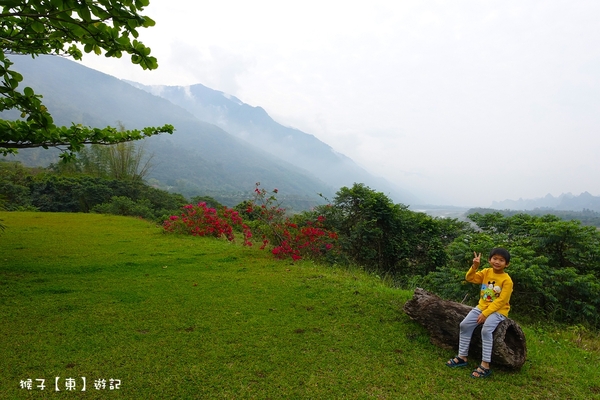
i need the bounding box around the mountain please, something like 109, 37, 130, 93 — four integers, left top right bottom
490, 192, 600, 212
3, 55, 419, 208
125, 81, 419, 205
3, 55, 336, 209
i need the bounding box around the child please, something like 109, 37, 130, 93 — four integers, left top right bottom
445, 248, 513, 378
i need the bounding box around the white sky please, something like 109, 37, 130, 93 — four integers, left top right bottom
78, 0, 600, 207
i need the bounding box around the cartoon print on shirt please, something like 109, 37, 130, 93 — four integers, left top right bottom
480, 281, 501, 302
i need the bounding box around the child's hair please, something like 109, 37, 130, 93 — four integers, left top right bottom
489, 247, 510, 264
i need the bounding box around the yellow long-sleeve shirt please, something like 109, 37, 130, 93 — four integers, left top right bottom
465, 267, 513, 317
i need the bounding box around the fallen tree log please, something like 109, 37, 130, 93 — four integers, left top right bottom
403, 288, 527, 370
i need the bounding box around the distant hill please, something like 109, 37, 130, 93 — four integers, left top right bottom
126, 81, 420, 205
467, 207, 600, 227
490, 192, 600, 212
2, 55, 338, 209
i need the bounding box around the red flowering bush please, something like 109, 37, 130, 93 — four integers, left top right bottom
164, 185, 338, 262
268, 217, 339, 261
163, 202, 252, 246
239, 183, 338, 261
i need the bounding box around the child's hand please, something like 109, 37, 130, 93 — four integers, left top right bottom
472, 252, 481, 269
477, 313, 487, 324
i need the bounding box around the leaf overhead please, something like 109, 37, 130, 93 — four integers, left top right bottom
0, 0, 169, 157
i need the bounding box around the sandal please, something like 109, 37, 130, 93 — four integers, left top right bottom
471, 365, 492, 378
446, 356, 468, 368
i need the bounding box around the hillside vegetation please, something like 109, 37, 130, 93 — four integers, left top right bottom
3, 161, 600, 329
1, 212, 599, 399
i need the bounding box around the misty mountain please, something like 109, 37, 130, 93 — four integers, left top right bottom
490, 192, 600, 212
125, 81, 419, 205
2, 55, 334, 208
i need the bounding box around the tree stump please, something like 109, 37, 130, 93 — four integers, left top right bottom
403, 288, 527, 370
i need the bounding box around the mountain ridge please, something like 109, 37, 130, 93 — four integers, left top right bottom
125, 81, 420, 205
490, 191, 600, 212
2, 55, 335, 208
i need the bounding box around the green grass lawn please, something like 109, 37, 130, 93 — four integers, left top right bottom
1, 212, 599, 399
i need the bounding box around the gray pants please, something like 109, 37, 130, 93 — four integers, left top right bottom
458, 307, 506, 363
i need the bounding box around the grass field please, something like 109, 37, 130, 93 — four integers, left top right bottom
1, 212, 599, 399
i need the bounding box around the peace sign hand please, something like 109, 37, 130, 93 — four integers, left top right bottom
472, 252, 481, 270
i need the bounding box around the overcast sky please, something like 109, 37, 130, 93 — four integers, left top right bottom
78, 0, 600, 207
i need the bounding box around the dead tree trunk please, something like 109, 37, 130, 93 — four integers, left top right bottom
403, 288, 527, 370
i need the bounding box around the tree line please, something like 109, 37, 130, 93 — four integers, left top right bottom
0, 159, 187, 221
468, 207, 600, 228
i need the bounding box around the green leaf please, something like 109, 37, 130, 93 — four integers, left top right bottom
50, 0, 64, 9
116, 35, 131, 46
127, 19, 139, 29
67, 45, 83, 60
90, 5, 110, 19
77, 6, 92, 22
31, 21, 45, 33
142, 16, 155, 27
8, 71, 23, 82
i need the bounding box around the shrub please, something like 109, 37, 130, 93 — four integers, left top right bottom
92, 196, 156, 220
236, 183, 338, 262
163, 202, 252, 245
0, 163, 187, 220
314, 183, 470, 276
